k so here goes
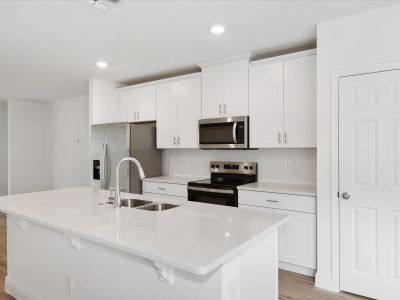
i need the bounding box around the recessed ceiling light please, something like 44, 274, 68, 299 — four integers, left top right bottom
96, 61, 108, 69
210, 25, 225, 35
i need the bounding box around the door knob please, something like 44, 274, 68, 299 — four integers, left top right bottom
342, 192, 351, 200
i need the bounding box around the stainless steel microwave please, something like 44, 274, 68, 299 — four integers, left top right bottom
199, 116, 249, 149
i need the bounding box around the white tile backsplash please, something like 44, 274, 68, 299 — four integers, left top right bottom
162, 148, 316, 185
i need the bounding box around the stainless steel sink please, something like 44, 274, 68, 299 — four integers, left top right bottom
136, 203, 179, 211
120, 199, 153, 208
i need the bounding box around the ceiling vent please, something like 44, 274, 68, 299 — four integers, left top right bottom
83, 0, 122, 11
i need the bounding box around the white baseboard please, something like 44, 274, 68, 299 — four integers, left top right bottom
315, 272, 340, 292
279, 261, 316, 277
5, 276, 44, 300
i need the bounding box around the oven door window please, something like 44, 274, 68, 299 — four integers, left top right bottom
188, 188, 237, 207
199, 122, 235, 144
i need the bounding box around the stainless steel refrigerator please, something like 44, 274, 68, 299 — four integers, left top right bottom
90, 122, 162, 193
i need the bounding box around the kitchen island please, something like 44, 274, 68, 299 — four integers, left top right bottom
0, 187, 288, 300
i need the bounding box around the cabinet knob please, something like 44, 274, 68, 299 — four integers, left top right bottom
342, 192, 351, 200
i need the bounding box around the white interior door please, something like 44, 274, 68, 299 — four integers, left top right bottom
339, 69, 400, 299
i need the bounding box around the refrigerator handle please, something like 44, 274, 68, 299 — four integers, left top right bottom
100, 140, 107, 189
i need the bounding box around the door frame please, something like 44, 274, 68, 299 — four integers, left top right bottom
327, 60, 400, 291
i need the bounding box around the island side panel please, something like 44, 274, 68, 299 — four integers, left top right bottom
6, 215, 279, 300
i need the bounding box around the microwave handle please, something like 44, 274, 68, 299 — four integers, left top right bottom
232, 122, 238, 144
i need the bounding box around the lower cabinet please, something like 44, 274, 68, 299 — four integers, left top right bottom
142, 180, 187, 198
239, 191, 316, 276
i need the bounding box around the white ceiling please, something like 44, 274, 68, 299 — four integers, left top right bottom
0, 0, 397, 102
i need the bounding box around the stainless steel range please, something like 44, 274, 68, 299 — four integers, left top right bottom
188, 161, 258, 207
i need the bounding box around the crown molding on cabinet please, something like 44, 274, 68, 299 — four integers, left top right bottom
251, 49, 316, 66
118, 72, 201, 92
198, 52, 251, 68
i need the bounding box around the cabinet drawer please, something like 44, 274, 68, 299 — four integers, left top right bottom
238, 190, 316, 214
142, 181, 187, 198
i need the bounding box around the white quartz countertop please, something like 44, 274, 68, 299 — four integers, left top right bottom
0, 187, 288, 275
142, 175, 206, 185
238, 181, 317, 197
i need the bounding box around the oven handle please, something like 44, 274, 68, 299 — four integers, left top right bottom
188, 186, 234, 194
232, 122, 238, 144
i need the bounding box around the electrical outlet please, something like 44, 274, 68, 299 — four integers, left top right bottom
285, 160, 291, 170
64, 274, 73, 295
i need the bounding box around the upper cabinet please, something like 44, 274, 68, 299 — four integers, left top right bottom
200, 54, 250, 119
120, 85, 156, 122
283, 55, 317, 148
90, 78, 123, 125
249, 50, 317, 148
156, 74, 201, 149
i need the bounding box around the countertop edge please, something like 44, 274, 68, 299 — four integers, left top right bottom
3, 208, 288, 276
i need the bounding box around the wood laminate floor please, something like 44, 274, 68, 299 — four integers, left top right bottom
0, 213, 367, 300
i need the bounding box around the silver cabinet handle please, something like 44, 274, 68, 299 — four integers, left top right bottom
173, 137, 176, 145
219, 104, 222, 115
267, 200, 279, 203
134, 112, 137, 119
278, 133, 282, 143
137, 111, 140, 119
177, 136, 180, 145
158, 187, 166, 191
284, 132, 288, 144
342, 192, 351, 200
224, 104, 227, 115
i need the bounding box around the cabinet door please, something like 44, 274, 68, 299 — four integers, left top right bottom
275, 209, 316, 269
223, 59, 249, 117
156, 82, 178, 149
201, 65, 224, 119
177, 77, 201, 148
90, 78, 122, 125
138, 85, 156, 122
249, 61, 284, 148
120, 89, 139, 122
283, 55, 316, 148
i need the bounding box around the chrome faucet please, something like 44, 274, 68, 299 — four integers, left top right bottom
115, 157, 146, 208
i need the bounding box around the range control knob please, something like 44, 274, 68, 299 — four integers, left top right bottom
211, 164, 215, 168
244, 166, 249, 170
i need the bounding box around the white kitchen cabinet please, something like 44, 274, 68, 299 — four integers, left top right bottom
201, 65, 224, 119
249, 50, 316, 148
156, 74, 201, 149
223, 59, 249, 117
283, 55, 316, 147
142, 180, 187, 198
177, 77, 201, 148
276, 209, 316, 270
249, 61, 284, 148
90, 78, 123, 125
200, 56, 249, 119
239, 189, 316, 276
156, 81, 178, 148
120, 85, 156, 123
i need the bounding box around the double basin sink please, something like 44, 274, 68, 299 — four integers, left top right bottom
120, 199, 179, 211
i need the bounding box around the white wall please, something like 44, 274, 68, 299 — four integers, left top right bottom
316, 3, 400, 291
8, 100, 53, 194
0, 102, 7, 196
52, 95, 89, 189
163, 149, 316, 184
